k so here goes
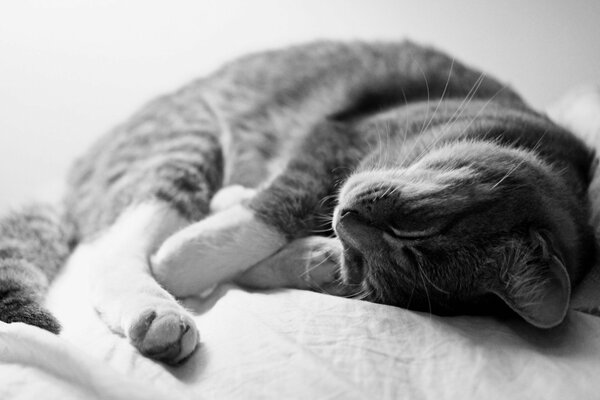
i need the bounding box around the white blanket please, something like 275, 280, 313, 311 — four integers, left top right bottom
2, 88, 600, 400
2, 244, 600, 400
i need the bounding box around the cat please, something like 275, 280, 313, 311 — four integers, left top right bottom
0, 41, 595, 365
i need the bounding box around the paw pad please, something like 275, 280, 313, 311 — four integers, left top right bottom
129, 309, 199, 365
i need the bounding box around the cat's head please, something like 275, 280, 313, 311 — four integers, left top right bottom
334, 140, 593, 328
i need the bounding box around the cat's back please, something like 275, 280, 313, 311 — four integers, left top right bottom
66, 40, 525, 202
66, 41, 413, 185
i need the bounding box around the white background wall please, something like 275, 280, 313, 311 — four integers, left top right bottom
1, 0, 599, 211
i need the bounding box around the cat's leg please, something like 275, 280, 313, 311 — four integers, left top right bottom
67, 122, 225, 364
79, 201, 199, 364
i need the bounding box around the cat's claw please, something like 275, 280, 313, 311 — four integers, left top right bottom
128, 308, 199, 365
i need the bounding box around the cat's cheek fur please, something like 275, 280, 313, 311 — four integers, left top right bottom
151, 204, 287, 297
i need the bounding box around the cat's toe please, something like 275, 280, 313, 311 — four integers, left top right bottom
129, 308, 199, 365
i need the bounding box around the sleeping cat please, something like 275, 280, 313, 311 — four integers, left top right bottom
0, 41, 595, 365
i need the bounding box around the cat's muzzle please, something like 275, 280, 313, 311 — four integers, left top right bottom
334, 209, 384, 285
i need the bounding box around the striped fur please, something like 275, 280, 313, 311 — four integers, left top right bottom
0, 205, 74, 332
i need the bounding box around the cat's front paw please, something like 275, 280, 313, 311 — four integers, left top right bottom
236, 236, 345, 293
297, 236, 344, 290
151, 205, 286, 297
128, 308, 199, 365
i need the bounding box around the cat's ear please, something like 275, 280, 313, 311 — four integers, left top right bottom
488, 231, 571, 329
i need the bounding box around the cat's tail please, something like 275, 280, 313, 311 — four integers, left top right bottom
0, 203, 77, 333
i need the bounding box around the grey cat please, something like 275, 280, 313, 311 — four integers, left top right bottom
0, 41, 595, 365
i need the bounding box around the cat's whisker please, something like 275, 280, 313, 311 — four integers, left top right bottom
313, 214, 334, 226
331, 282, 369, 300
386, 182, 400, 199
459, 84, 508, 135
317, 193, 339, 208
415, 61, 432, 137
382, 124, 391, 170
413, 72, 487, 162
416, 266, 433, 317
353, 287, 375, 301
374, 131, 383, 171
448, 72, 487, 124
310, 228, 336, 235
491, 129, 549, 189
419, 58, 455, 136
380, 184, 395, 200
300, 255, 333, 279
372, 122, 394, 171
455, 74, 487, 121
421, 71, 485, 157
400, 88, 411, 159
404, 281, 417, 310
384, 121, 393, 168
530, 129, 549, 153
352, 280, 376, 301
491, 160, 525, 190
373, 129, 384, 171
314, 213, 334, 223
419, 267, 450, 295
309, 228, 334, 235
437, 72, 487, 137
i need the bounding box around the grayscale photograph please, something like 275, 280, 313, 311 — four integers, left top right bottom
0, 1, 599, 399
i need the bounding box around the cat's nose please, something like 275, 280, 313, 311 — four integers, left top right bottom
335, 209, 384, 253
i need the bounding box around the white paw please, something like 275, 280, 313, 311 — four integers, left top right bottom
151, 205, 286, 297
236, 236, 344, 292
128, 306, 199, 365
297, 236, 344, 290
209, 185, 257, 214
